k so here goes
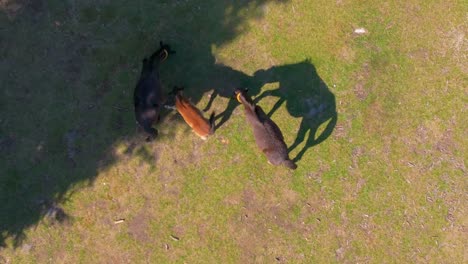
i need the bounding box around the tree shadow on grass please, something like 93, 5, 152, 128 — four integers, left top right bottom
253, 59, 337, 162
0, 0, 287, 248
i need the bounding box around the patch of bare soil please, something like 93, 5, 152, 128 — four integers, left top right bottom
170, 225, 185, 242
407, 48, 430, 61
404, 121, 464, 174
128, 203, 152, 244
399, 118, 466, 259
227, 185, 314, 262
333, 119, 350, 139
332, 211, 376, 263
339, 45, 356, 63
434, 128, 455, 155
364, 101, 384, 135
354, 63, 371, 101
351, 146, 365, 170
442, 22, 467, 74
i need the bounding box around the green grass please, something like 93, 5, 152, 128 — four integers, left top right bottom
1, 0, 466, 263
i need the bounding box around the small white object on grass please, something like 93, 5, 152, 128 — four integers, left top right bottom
354, 28, 368, 34
114, 219, 125, 224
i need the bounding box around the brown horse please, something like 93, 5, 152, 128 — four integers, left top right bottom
173, 86, 215, 140
235, 89, 297, 169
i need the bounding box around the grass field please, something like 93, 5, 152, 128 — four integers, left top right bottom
1, 0, 466, 263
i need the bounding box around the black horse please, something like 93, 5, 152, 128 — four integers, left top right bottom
134, 41, 174, 141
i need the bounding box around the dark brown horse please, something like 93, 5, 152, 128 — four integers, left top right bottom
235, 89, 297, 169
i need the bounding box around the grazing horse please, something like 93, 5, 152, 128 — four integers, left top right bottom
134, 41, 174, 141
235, 89, 297, 170
172, 86, 215, 140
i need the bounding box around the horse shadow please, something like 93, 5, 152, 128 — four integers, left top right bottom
196, 63, 264, 129
253, 59, 337, 162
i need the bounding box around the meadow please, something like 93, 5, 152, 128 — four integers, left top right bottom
0, 0, 466, 263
